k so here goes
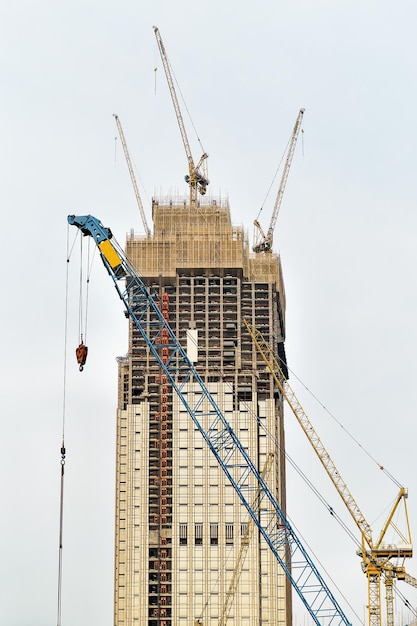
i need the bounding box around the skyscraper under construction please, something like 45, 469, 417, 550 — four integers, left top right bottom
113, 195, 292, 626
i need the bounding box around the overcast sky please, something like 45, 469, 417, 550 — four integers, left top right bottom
1, 1, 417, 625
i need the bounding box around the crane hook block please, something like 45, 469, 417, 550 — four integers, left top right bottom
76, 341, 88, 372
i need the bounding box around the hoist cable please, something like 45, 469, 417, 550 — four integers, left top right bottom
153, 37, 158, 95
84, 240, 97, 346
393, 584, 417, 619
57, 443, 66, 626
255, 136, 290, 223
78, 236, 84, 342
167, 56, 206, 155
284, 361, 403, 489
84, 239, 91, 345
67, 227, 79, 262
57, 225, 71, 626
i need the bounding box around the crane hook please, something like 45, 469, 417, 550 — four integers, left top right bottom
75, 341, 88, 372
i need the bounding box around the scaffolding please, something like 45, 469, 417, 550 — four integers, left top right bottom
126, 196, 285, 300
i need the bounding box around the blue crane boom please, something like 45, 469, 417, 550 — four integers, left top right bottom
68, 213, 352, 626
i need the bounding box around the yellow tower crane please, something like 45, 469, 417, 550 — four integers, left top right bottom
253, 108, 304, 253
153, 26, 209, 209
243, 319, 414, 626
113, 114, 151, 237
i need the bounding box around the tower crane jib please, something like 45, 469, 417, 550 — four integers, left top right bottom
153, 26, 209, 207
113, 114, 151, 237
253, 108, 305, 253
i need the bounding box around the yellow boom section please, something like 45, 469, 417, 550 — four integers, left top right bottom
98, 239, 123, 269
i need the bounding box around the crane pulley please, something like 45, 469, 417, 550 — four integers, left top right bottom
153, 26, 209, 208
68, 213, 352, 626
253, 108, 304, 253
243, 318, 414, 626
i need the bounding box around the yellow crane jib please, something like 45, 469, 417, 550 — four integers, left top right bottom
243, 318, 414, 626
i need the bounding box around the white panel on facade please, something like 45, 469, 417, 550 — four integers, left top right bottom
186, 328, 198, 362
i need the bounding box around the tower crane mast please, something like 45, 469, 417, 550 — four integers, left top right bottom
68, 213, 352, 626
113, 114, 151, 237
243, 319, 414, 626
253, 108, 304, 253
153, 26, 209, 208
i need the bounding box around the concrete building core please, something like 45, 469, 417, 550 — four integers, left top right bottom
114, 196, 292, 626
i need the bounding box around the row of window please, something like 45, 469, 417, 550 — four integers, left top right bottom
178, 522, 247, 546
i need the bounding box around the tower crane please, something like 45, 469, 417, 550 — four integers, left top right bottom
113, 114, 151, 237
68, 213, 352, 626
253, 108, 304, 253
243, 319, 414, 626
153, 26, 209, 208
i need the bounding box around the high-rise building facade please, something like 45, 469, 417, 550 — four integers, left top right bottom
114, 197, 292, 626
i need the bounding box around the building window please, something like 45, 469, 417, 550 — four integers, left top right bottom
210, 523, 218, 546
179, 523, 188, 545
241, 522, 248, 537
225, 523, 234, 544
195, 523, 203, 546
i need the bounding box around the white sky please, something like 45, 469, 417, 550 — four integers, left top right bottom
1, 1, 417, 624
